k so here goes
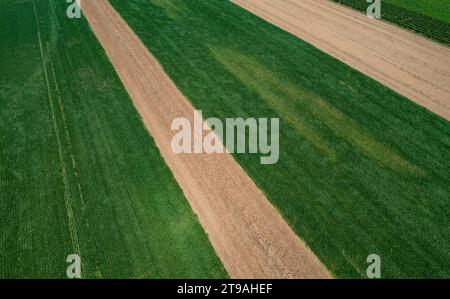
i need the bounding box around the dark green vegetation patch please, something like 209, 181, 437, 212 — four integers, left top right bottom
0, 0, 226, 278
333, 0, 450, 46
110, 0, 450, 278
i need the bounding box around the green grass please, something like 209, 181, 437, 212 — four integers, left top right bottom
0, 0, 227, 278
333, 0, 450, 45
110, 0, 450, 278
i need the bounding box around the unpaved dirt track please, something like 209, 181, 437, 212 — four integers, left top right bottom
82, 0, 331, 278
233, 0, 450, 121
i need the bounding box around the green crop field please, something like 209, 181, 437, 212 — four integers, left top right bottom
0, 0, 226, 278
384, 0, 450, 24
110, 0, 450, 278
333, 0, 450, 45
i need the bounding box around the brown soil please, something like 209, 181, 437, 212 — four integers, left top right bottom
233, 0, 450, 121
82, 0, 331, 278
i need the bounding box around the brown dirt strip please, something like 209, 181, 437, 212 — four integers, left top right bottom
232, 0, 450, 122
81, 0, 331, 278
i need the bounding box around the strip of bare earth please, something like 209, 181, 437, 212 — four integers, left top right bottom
232, 0, 450, 121
81, 0, 331, 278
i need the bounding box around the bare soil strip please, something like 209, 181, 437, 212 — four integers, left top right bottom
82, 0, 331, 278
233, 0, 450, 121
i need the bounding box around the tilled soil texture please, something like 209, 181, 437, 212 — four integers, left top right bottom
82, 0, 331, 279
232, 0, 450, 121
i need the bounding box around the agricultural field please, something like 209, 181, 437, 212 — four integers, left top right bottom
333, 0, 450, 45
109, 0, 450, 278
2, 0, 450, 281
0, 0, 227, 278
384, 0, 450, 23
